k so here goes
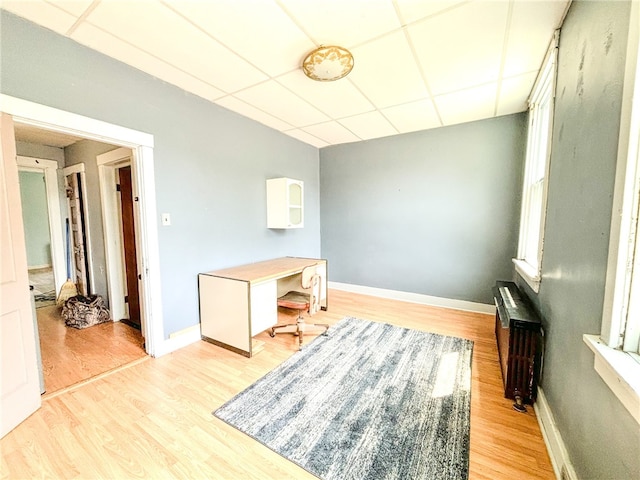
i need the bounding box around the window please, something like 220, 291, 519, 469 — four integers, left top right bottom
585, 131, 640, 421
513, 33, 559, 292
598, 106, 640, 358
625, 224, 640, 356
584, 6, 640, 425
601, 163, 640, 363
599, 7, 640, 358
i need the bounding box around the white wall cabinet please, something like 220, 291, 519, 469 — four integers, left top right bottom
266, 177, 303, 228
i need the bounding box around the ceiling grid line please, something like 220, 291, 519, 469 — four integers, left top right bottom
2, 0, 571, 148
401, 27, 443, 128
62, 0, 101, 37
274, 0, 320, 47
494, 0, 516, 117
78, 18, 230, 98
160, 0, 277, 84
219, 93, 296, 127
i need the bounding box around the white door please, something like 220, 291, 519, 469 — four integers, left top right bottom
0, 112, 41, 438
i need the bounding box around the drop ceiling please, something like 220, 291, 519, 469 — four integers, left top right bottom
2, 0, 570, 148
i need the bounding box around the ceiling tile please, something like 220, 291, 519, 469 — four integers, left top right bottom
409, 1, 509, 95
2, 0, 77, 34
503, 1, 567, 77
382, 99, 442, 134
215, 95, 295, 132
85, 1, 268, 93
6, 0, 566, 147
164, 0, 315, 78
283, 129, 330, 148
434, 83, 497, 126
71, 23, 226, 101
278, 0, 400, 47
349, 30, 428, 109
394, 0, 469, 25
302, 121, 361, 145
46, 0, 94, 17
496, 71, 538, 116
277, 70, 374, 119
339, 111, 397, 140
234, 81, 330, 127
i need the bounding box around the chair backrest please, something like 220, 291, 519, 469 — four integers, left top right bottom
301, 265, 317, 289
301, 265, 321, 315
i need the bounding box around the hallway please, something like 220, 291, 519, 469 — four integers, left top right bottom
36, 304, 146, 395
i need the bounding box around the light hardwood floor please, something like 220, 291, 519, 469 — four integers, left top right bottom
2, 290, 555, 479
36, 305, 146, 395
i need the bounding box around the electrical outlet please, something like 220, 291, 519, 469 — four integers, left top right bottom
161, 213, 171, 226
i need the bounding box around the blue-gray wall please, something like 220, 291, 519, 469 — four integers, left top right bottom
516, 1, 640, 478
16, 141, 65, 165
19, 171, 51, 268
4, 4, 639, 476
0, 11, 321, 338
320, 114, 526, 305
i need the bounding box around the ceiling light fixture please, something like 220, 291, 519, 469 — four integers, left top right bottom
302, 45, 354, 82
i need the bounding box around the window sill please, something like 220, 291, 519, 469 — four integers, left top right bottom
583, 334, 640, 425
512, 259, 541, 293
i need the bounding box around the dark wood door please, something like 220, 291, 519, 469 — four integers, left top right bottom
118, 166, 141, 330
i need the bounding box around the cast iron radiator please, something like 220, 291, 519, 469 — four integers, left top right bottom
493, 281, 542, 412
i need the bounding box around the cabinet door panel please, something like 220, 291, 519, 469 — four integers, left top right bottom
266, 178, 304, 228
199, 275, 250, 353
250, 280, 277, 335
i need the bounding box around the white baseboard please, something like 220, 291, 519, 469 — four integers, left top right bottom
152, 326, 201, 357
328, 281, 494, 315
28, 264, 53, 271
534, 387, 578, 480
150, 284, 494, 356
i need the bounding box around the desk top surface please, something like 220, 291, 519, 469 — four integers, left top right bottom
201, 257, 325, 284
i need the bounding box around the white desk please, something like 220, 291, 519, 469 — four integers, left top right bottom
198, 257, 327, 357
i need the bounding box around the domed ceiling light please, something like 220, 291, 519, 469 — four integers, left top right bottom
302, 45, 354, 82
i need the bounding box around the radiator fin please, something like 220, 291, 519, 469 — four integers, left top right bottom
506, 327, 538, 402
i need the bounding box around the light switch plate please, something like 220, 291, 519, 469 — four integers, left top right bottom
161, 213, 171, 226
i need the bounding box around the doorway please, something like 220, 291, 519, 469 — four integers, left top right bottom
64, 167, 91, 296
16, 142, 147, 395
19, 169, 56, 307
1, 95, 162, 433
97, 148, 143, 330
3, 94, 162, 355
16, 156, 66, 300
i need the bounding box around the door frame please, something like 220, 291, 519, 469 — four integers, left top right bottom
1, 94, 163, 356
96, 148, 132, 326
16, 156, 65, 296
63, 163, 95, 296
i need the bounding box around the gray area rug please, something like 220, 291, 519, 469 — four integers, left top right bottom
214, 317, 473, 480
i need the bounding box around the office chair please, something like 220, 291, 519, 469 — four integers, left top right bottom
270, 265, 329, 350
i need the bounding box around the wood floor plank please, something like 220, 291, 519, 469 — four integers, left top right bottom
36, 304, 146, 395
2, 289, 555, 479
